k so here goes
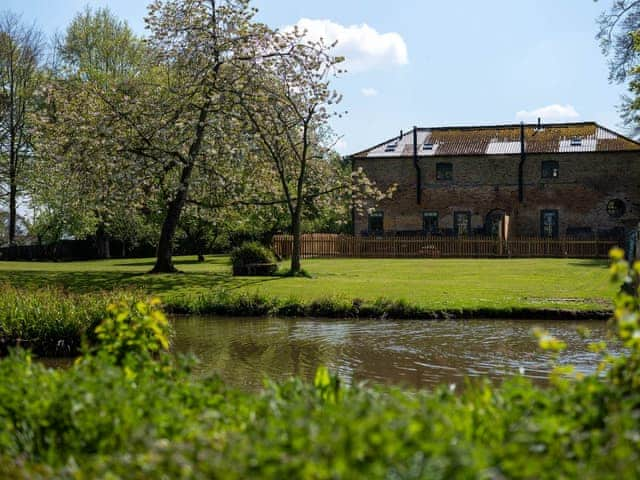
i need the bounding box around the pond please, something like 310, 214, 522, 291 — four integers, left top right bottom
172, 317, 619, 391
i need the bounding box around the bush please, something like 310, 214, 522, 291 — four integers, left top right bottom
230, 242, 277, 276
93, 298, 171, 365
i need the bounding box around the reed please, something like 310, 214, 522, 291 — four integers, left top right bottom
0, 285, 137, 356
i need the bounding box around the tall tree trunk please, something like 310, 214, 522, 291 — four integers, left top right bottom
151, 163, 194, 274
290, 205, 302, 274
95, 224, 111, 259
8, 164, 17, 246
151, 96, 210, 274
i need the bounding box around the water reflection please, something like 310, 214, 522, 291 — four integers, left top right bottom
172, 317, 618, 391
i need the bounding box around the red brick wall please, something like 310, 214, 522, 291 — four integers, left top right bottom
353, 151, 640, 237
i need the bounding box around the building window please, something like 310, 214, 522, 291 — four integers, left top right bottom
454, 211, 471, 236
541, 160, 559, 179
368, 211, 384, 234
436, 162, 453, 181
607, 199, 626, 218
540, 210, 559, 238
423, 211, 439, 234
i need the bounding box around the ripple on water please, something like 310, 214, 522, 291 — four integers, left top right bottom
168, 317, 619, 391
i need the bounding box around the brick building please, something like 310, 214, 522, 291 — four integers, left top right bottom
350, 122, 640, 239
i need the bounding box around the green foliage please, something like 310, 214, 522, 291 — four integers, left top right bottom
0, 341, 639, 477
230, 242, 277, 276
596, 0, 640, 126
57, 5, 145, 79
93, 298, 170, 365
605, 248, 640, 391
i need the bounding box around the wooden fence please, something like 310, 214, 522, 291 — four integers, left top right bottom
272, 234, 619, 259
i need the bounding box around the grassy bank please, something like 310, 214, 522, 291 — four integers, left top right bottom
0, 255, 615, 312
0, 287, 610, 358
0, 257, 615, 355
163, 290, 612, 320
0, 286, 137, 356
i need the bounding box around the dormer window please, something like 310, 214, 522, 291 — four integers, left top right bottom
570, 137, 582, 147
423, 143, 434, 151
385, 142, 398, 152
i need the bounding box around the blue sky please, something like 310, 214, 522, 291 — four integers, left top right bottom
4, 0, 627, 154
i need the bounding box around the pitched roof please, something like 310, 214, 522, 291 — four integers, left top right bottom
351, 122, 640, 158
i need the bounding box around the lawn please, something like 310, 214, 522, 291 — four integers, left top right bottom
0, 256, 616, 312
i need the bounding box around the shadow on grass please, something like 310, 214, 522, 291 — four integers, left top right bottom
112, 255, 231, 268
567, 259, 609, 268
0, 268, 285, 295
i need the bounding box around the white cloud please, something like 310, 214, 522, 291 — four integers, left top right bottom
361, 87, 379, 97
284, 18, 409, 73
515, 104, 580, 122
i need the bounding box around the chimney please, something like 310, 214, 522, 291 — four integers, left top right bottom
400, 130, 403, 140
537, 117, 542, 130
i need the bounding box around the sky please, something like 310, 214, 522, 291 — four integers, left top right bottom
3, 0, 628, 154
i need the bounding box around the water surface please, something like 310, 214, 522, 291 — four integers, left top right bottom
172, 317, 618, 390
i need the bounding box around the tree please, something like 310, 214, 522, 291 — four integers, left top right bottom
596, 0, 640, 126
37, 1, 279, 272
31, 7, 148, 257
237, 30, 392, 274
0, 12, 43, 246
138, 0, 283, 273
56, 6, 145, 79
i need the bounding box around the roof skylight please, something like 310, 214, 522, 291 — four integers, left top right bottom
384, 142, 398, 152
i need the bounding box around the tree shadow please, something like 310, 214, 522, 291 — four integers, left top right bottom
0, 270, 144, 293
0, 266, 285, 295
112, 255, 231, 268
567, 259, 609, 269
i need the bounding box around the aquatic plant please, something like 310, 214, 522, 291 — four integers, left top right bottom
0, 285, 129, 356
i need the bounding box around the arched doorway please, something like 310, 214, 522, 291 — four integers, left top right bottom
485, 209, 506, 237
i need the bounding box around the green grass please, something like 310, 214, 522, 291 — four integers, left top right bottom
0, 255, 615, 312
0, 286, 141, 356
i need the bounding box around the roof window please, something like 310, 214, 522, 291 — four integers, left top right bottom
423, 143, 434, 151
570, 137, 582, 147
384, 142, 398, 152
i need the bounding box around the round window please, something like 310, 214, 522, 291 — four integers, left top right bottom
607, 199, 626, 218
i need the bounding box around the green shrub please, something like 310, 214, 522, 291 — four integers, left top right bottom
1, 345, 640, 478
93, 298, 171, 365
230, 242, 277, 276
307, 295, 353, 318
